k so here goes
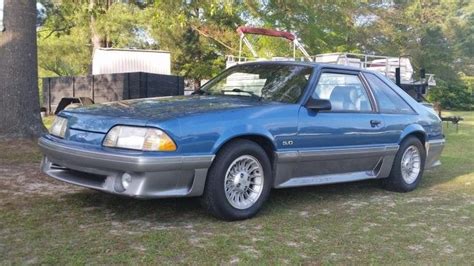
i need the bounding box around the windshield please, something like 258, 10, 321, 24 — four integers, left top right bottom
199, 64, 313, 103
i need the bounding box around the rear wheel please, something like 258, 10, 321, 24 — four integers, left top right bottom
201, 139, 272, 220
384, 136, 426, 192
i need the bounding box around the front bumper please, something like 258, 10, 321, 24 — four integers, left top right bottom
38, 136, 214, 198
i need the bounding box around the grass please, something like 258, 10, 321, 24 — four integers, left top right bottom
0, 112, 473, 264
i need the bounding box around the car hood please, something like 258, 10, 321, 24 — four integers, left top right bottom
62, 95, 270, 133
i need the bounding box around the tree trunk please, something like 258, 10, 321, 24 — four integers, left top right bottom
193, 78, 201, 92
89, 0, 101, 51
0, 0, 46, 138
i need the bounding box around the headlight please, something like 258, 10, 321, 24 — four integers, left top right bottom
49, 116, 68, 138
103, 126, 177, 151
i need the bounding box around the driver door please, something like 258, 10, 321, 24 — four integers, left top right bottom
294, 70, 390, 178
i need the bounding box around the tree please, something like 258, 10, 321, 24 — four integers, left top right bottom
146, 1, 244, 89
355, 0, 473, 109
35, 1, 473, 109
37, 0, 151, 77
245, 1, 359, 55
0, 0, 45, 138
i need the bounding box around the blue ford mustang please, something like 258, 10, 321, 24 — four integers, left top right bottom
39, 62, 444, 220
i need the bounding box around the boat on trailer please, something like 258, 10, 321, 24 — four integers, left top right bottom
227, 26, 435, 102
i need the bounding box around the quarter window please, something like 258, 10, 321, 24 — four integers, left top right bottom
364, 73, 414, 114
312, 73, 372, 112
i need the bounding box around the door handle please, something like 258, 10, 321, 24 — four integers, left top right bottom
370, 120, 382, 127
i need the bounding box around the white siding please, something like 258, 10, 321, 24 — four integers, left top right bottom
92, 48, 171, 75
0, 0, 4, 32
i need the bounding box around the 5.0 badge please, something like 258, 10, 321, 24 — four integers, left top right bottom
282, 140, 294, 146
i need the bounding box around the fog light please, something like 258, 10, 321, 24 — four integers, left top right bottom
121, 173, 132, 190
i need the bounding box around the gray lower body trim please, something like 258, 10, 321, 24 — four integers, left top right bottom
277, 171, 378, 188
38, 137, 214, 198
276, 145, 399, 162
297, 145, 399, 161
425, 139, 445, 170
273, 145, 399, 188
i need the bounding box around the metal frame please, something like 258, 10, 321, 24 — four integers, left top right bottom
236, 26, 313, 62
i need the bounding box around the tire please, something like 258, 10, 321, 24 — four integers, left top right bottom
201, 139, 273, 221
383, 136, 426, 192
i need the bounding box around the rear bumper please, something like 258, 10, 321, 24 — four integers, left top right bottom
425, 139, 445, 169
38, 136, 214, 198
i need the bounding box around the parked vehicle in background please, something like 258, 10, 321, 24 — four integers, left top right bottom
315, 54, 420, 84
39, 61, 445, 220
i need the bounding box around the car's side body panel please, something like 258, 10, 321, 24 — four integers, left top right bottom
370, 73, 445, 171
171, 104, 299, 155
293, 110, 392, 173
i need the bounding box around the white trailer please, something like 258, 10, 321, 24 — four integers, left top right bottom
314, 53, 435, 86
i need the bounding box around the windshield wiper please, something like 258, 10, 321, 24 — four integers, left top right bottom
221, 88, 262, 100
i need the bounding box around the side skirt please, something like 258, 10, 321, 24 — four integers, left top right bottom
273, 145, 398, 189
276, 170, 378, 188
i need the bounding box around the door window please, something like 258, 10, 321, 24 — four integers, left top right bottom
312, 73, 372, 112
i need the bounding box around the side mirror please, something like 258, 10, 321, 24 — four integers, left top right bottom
305, 98, 331, 111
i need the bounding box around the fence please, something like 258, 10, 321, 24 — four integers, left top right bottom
42, 72, 184, 114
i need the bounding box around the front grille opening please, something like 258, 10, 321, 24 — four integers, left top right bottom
51, 164, 108, 188
69, 170, 108, 184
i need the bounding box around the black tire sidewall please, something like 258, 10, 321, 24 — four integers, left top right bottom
203, 139, 273, 220
388, 136, 426, 192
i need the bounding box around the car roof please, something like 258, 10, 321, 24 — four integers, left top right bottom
234, 60, 377, 74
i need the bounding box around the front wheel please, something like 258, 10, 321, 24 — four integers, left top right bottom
201, 139, 272, 221
384, 136, 426, 192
